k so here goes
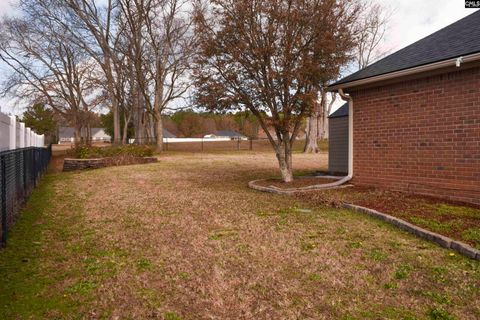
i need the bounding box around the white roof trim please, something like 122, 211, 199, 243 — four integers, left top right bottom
329, 52, 480, 91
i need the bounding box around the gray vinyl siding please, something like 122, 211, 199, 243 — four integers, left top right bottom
328, 116, 348, 173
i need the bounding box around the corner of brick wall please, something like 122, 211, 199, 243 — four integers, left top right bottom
349, 67, 480, 205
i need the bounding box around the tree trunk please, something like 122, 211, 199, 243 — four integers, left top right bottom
86, 123, 92, 146
275, 135, 294, 182
134, 89, 145, 144
304, 113, 319, 153
155, 112, 164, 151
122, 117, 129, 144
74, 125, 82, 146
112, 101, 121, 145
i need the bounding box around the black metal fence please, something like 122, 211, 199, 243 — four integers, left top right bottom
0, 145, 51, 246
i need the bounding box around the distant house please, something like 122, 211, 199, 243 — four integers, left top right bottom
60, 127, 177, 143
163, 129, 177, 139
328, 11, 480, 205
204, 130, 247, 140
328, 103, 348, 174
58, 127, 111, 143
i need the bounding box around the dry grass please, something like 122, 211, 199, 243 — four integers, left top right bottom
1, 150, 479, 319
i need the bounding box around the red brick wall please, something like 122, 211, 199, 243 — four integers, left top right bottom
349, 67, 480, 205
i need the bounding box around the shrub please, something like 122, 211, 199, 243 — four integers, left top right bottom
68, 145, 154, 159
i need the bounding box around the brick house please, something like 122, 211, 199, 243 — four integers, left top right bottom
329, 11, 480, 205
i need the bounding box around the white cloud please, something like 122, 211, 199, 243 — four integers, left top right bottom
383, 0, 478, 52
0, 0, 18, 16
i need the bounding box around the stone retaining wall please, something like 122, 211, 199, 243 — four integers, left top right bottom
63, 156, 157, 171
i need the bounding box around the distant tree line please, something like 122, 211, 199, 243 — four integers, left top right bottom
100, 109, 261, 139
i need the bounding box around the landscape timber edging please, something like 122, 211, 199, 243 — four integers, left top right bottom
63, 156, 158, 172
248, 178, 351, 195
343, 203, 480, 261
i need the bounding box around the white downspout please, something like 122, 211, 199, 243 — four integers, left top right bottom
338, 88, 353, 181
297, 88, 353, 190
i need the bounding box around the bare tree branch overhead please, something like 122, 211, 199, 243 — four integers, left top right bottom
0, 0, 101, 144
303, 0, 390, 154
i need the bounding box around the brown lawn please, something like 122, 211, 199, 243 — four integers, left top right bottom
0, 150, 479, 319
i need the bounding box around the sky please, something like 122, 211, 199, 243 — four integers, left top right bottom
0, 0, 478, 115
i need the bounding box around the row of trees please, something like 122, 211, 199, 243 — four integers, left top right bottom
0, 0, 195, 148
0, 0, 389, 181
101, 109, 261, 139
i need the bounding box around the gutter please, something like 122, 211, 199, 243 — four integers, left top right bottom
333, 89, 353, 184
288, 88, 353, 190
296, 88, 354, 189
329, 52, 480, 91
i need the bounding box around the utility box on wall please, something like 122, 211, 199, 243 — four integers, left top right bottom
328, 103, 349, 174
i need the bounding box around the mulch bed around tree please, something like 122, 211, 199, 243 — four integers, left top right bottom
255, 177, 341, 189
297, 186, 480, 249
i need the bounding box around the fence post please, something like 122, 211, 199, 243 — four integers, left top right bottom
249, 138, 253, 151
237, 138, 240, 151
201, 138, 204, 152
26, 128, 31, 147
1, 155, 7, 245
9, 115, 16, 150
19, 122, 25, 148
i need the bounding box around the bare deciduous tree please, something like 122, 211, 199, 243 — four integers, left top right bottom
144, 0, 196, 150
356, 1, 391, 69
194, 0, 360, 182
0, 1, 99, 144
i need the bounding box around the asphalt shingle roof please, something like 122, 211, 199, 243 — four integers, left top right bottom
163, 129, 176, 138
215, 130, 245, 137
332, 10, 480, 87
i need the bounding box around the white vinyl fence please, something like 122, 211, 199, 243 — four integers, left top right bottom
0, 111, 44, 152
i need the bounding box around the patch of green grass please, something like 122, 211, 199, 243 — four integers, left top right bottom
409, 217, 456, 233
388, 240, 402, 249
433, 204, 480, 219
348, 241, 362, 249
256, 210, 276, 217
138, 288, 164, 309
136, 258, 153, 271
164, 311, 182, 320
368, 248, 387, 261
300, 240, 316, 252
358, 306, 418, 319
66, 280, 97, 295
430, 266, 449, 284
427, 307, 455, 320
462, 228, 480, 248
0, 174, 83, 318
307, 273, 322, 282
395, 264, 413, 280
383, 282, 398, 290
418, 291, 452, 305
